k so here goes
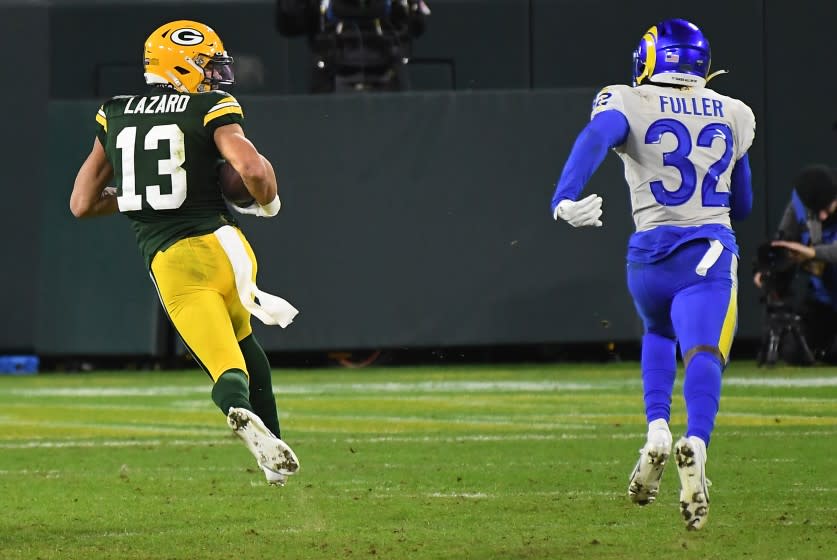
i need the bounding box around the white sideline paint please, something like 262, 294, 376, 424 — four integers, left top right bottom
725, 376, 837, 387
8, 375, 836, 399
343, 429, 837, 444
0, 418, 221, 436
11, 386, 207, 397
7, 380, 633, 398
429, 492, 489, 499
0, 428, 833, 452
0, 438, 235, 450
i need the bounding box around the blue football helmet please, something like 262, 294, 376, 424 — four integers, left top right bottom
632, 18, 711, 88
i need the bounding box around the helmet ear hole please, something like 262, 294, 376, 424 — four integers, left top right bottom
174, 66, 191, 76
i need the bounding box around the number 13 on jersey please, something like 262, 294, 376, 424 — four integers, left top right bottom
115, 124, 188, 212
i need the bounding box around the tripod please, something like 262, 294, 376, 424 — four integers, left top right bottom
757, 301, 816, 366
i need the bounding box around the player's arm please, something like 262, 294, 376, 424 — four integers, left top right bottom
214, 123, 280, 216
729, 153, 753, 221
549, 110, 629, 226
70, 137, 118, 218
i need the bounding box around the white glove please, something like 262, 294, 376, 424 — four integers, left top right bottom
554, 193, 603, 227
230, 195, 281, 218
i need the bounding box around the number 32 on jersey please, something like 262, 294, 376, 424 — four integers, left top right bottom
645, 118, 733, 207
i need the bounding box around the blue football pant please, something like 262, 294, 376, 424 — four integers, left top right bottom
627, 240, 738, 446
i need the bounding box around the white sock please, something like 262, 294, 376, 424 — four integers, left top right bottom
648, 418, 670, 433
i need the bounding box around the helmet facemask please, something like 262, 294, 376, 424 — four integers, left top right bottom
197, 54, 235, 92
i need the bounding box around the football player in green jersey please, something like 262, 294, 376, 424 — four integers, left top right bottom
70, 20, 300, 486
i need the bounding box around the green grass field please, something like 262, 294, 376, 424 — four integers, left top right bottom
0, 362, 834, 559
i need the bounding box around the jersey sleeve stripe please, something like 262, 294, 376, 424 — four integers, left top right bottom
207, 101, 241, 112
96, 108, 107, 131
204, 105, 244, 126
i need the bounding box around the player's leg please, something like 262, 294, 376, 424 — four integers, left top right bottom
239, 334, 282, 437
628, 262, 679, 426
670, 244, 737, 530
150, 238, 251, 414
626, 261, 676, 505
222, 228, 299, 484
671, 252, 737, 447
223, 230, 283, 439
152, 234, 298, 484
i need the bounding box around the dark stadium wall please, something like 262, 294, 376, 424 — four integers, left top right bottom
38, 102, 160, 355
1, 0, 831, 355
763, 0, 837, 230
0, 3, 48, 352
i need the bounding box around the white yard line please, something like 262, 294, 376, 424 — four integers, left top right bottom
0, 438, 234, 449
0, 426, 833, 451
0, 418, 223, 435
7, 375, 836, 399
725, 376, 837, 387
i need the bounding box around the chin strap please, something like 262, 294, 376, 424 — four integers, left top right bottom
706, 69, 729, 83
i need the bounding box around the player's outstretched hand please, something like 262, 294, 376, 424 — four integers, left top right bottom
554, 194, 603, 227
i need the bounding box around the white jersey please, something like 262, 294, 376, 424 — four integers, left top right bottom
591, 84, 756, 232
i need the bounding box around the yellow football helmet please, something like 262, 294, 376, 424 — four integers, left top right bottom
143, 20, 234, 93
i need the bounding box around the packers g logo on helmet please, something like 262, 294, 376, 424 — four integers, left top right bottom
143, 20, 234, 93
169, 28, 205, 46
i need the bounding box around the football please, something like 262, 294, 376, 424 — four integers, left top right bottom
218, 161, 255, 206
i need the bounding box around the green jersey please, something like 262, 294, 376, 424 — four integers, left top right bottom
95, 86, 244, 267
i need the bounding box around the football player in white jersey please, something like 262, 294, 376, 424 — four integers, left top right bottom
549, 18, 755, 530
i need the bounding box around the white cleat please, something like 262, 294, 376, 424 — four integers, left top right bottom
675, 436, 709, 530
227, 407, 300, 485
628, 423, 673, 505
262, 466, 288, 486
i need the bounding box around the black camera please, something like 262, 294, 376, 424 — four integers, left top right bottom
276, 0, 428, 93
753, 239, 815, 366
754, 239, 796, 305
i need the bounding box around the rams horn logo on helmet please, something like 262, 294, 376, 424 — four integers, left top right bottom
170, 28, 204, 46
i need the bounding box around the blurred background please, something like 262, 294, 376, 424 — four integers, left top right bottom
2, 0, 836, 370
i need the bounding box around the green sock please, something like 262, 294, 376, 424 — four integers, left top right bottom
240, 334, 282, 438
211, 369, 251, 415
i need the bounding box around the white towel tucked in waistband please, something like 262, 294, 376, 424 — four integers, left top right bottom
695, 239, 723, 277
214, 225, 299, 328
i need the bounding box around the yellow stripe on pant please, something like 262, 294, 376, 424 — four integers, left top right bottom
150, 228, 256, 381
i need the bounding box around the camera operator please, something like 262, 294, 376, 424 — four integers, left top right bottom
754, 164, 837, 363
276, 0, 430, 93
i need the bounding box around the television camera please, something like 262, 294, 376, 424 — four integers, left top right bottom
753, 239, 815, 366
276, 0, 429, 92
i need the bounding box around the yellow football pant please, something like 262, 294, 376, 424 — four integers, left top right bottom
150, 228, 256, 381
